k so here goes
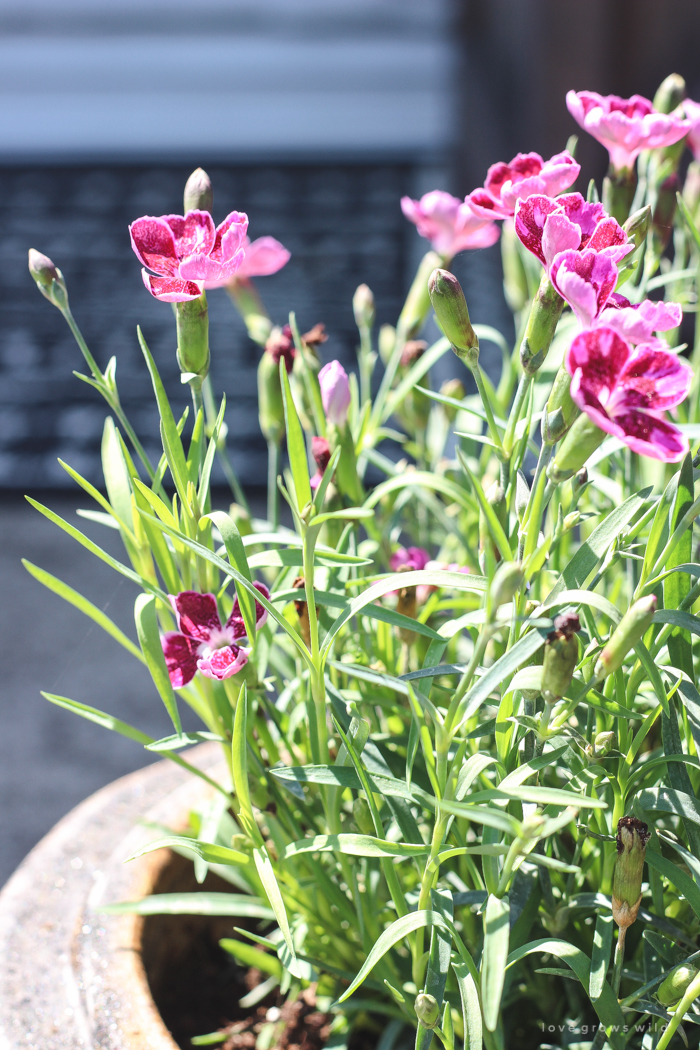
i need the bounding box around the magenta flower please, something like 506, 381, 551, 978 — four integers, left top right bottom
683, 98, 700, 161
130, 209, 248, 302
400, 191, 499, 258
550, 249, 619, 328
468, 150, 580, 219
597, 294, 683, 346
566, 91, 690, 172
566, 327, 691, 462
162, 586, 269, 687
515, 193, 631, 275
389, 547, 431, 572
205, 235, 290, 289
309, 436, 331, 491
319, 360, 351, 427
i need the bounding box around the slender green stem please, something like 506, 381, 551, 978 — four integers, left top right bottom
503, 373, 532, 457
267, 440, 280, 529
303, 526, 328, 764
469, 361, 505, 456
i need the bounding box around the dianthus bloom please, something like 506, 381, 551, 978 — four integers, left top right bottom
205, 235, 290, 289
597, 294, 682, 347
683, 98, 700, 161
162, 586, 269, 687
566, 91, 690, 171
468, 150, 580, 219
130, 210, 248, 301
550, 249, 619, 328
566, 327, 691, 462
401, 191, 499, 258
309, 436, 331, 491
389, 547, 431, 572
514, 193, 631, 275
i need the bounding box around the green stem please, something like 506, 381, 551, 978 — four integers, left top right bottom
503, 373, 532, 458
469, 361, 505, 456
303, 526, 328, 763
267, 440, 280, 529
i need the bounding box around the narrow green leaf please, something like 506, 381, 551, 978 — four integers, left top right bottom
281, 833, 429, 860
220, 937, 283, 977
417, 889, 453, 1050
481, 894, 510, 1032
455, 628, 550, 727
677, 192, 700, 253
638, 787, 700, 829
134, 593, 181, 734
459, 451, 512, 562
589, 912, 614, 1000
364, 472, 475, 514
22, 560, 144, 663
138, 327, 190, 502
207, 510, 256, 642
452, 958, 482, 1050
253, 846, 296, 962
270, 763, 432, 806
280, 359, 311, 508
145, 731, 226, 752
633, 641, 670, 717
645, 848, 700, 920
540, 589, 621, 624
126, 835, 249, 867
198, 394, 227, 504
99, 892, 273, 918
232, 683, 259, 842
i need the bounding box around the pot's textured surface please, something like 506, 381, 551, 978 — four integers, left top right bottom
0, 743, 223, 1050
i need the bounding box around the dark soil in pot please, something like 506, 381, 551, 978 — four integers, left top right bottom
141, 851, 381, 1050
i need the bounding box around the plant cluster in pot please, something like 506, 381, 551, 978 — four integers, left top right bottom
3, 74, 700, 1050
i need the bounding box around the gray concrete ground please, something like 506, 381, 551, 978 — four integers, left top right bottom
0, 491, 263, 887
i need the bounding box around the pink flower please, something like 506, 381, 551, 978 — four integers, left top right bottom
597, 294, 683, 346
309, 436, 331, 491
566, 91, 690, 172
467, 150, 580, 219
162, 586, 269, 687
400, 191, 500, 257
514, 193, 631, 275
683, 98, 700, 161
389, 547, 431, 572
319, 360, 351, 427
566, 327, 691, 462
130, 209, 248, 302
205, 235, 290, 289
550, 249, 619, 327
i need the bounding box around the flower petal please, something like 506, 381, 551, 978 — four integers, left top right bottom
558, 194, 605, 241
170, 591, 221, 642
162, 632, 200, 688
514, 195, 561, 265
227, 581, 271, 639
165, 210, 216, 259
197, 644, 250, 680
615, 345, 693, 411
466, 188, 508, 220
566, 327, 631, 401
236, 236, 290, 278
541, 213, 582, 271
611, 409, 689, 462
551, 250, 618, 328
142, 271, 203, 302
597, 299, 683, 344
587, 217, 632, 261
130, 217, 179, 276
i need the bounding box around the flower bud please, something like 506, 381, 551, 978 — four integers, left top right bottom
439, 378, 465, 422
571, 468, 588, 501
586, 730, 617, 761
257, 347, 285, 445
623, 205, 651, 251
415, 993, 440, 1030
488, 561, 524, 617
515, 470, 530, 524
353, 283, 375, 331
266, 325, 296, 374
310, 436, 331, 491
562, 511, 580, 532
541, 612, 580, 702
352, 796, 375, 836
594, 595, 657, 680
612, 816, 650, 928
658, 964, 698, 1007
400, 340, 427, 368
548, 413, 606, 484
653, 73, 686, 115
176, 295, 209, 380
183, 167, 213, 213
378, 324, 396, 365
479, 482, 507, 571
543, 363, 580, 445
398, 250, 441, 340
319, 360, 351, 427
428, 268, 478, 366
28, 249, 68, 310
519, 274, 565, 375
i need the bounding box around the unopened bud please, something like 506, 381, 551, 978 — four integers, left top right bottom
658, 964, 698, 1007
612, 816, 650, 928
543, 363, 580, 444
378, 324, 396, 364
594, 595, 657, 680
352, 797, 375, 836
479, 482, 507, 571
562, 511, 580, 533
231, 833, 249, 852
353, 284, 375, 331
488, 561, 524, 616
519, 274, 565, 375
28, 249, 68, 310
257, 348, 285, 445
439, 378, 465, 418
428, 268, 478, 366
183, 167, 213, 213
623, 205, 651, 251
653, 73, 686, 115
415, 993, 440, 1030
548, 414, 606, 484
571, 468, 588, 501
586, 730, 617, 761
541, 612, 580, 702
515, 470, 530, 523
398, 250, 441, 340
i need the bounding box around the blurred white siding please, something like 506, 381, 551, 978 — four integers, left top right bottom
0, 0, 454, 158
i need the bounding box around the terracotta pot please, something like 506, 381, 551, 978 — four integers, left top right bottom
0, 743, 227, 1049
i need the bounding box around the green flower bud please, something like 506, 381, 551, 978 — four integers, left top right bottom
658, 964, 698, 1007
571, 467, 588, 502
257, 347, 285, 445
543, 362, 580, 444
623, 205, 651, 250
28, 249, 68, 310
562, 511, 580, 532
488, 561, 524, 617
428, 268, 478, 366
541, 612, 580, 702
439, 378, 465, 422
515, 470, 529, 524
398, 250, 441, 340
585, 730, 617, 761
176, 295, 210, 380
227, 278, 272, 346
548, 413, 606, 484
352, 797, 375, 836
594, 595, 657, 680
519, 273, 565, 375
653, 73, 686, 115
378, 324, 396, 365
479, 481, 507, 571
612, 816, 650, 928
501, 217, 529, 313
353, 283, 375, 331
415, 993, 440, 1030
183, 167, 213, 213
603, 167, 637, 224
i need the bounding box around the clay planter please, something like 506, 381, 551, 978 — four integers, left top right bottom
0, 743, 240, 1049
